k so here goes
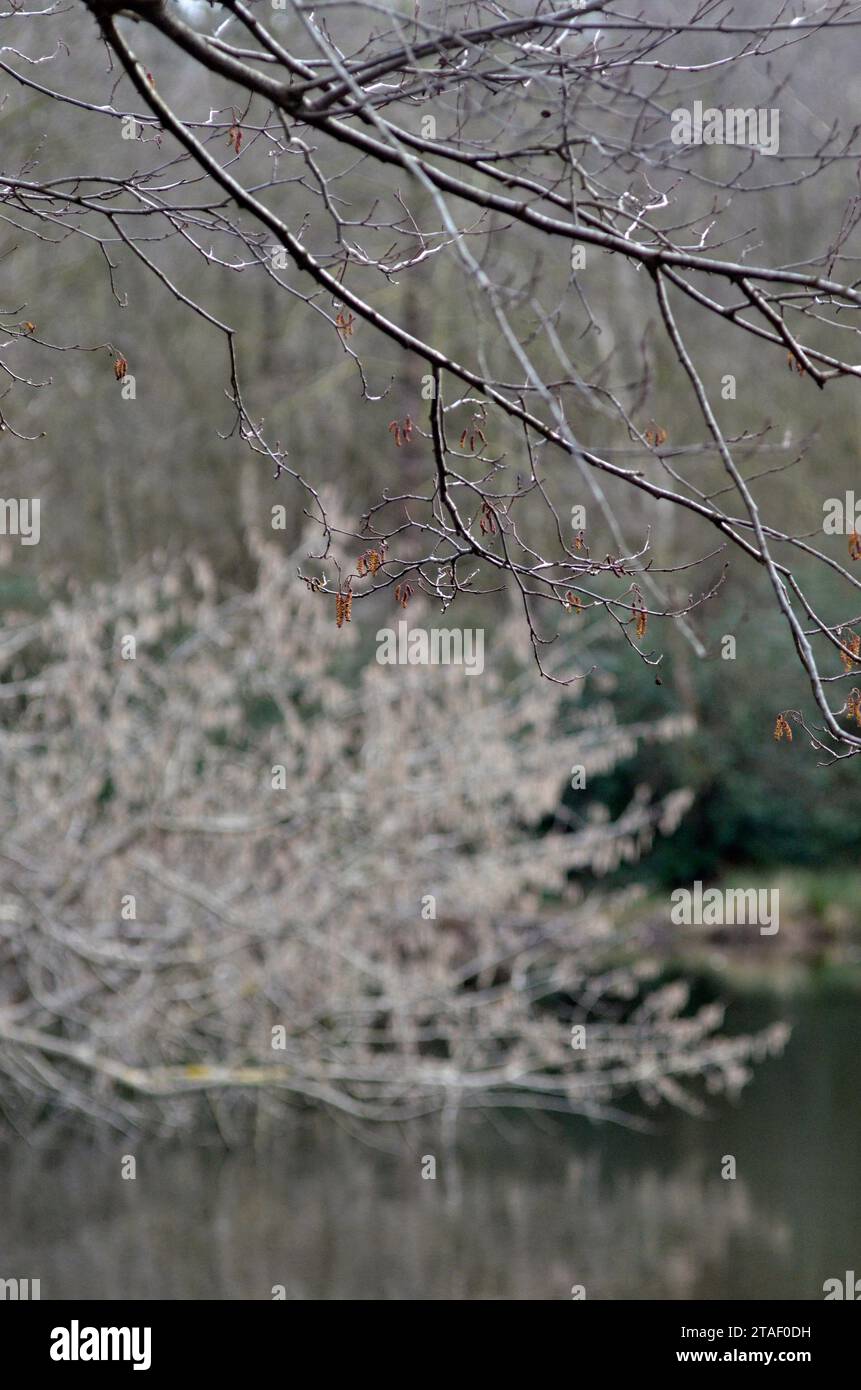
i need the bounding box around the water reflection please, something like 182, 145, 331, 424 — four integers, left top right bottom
1, 992, 858, 1299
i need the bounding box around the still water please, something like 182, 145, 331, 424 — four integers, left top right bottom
1, 990, 858, 1299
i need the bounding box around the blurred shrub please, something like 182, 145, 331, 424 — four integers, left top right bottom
0, 523, 787, 1136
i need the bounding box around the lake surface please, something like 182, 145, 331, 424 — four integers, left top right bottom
1, 990, 858, 1299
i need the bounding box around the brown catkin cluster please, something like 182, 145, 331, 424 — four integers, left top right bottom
644, 422, 668, 447
840, 631, 861, 672
335, 588, 353, 628
774, 714, 793, 742
356, 550, 383, 577
846, 689, 861, 726
387, 417, 413, 447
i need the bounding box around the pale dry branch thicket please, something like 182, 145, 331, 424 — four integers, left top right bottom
0, 527, 787, 1135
